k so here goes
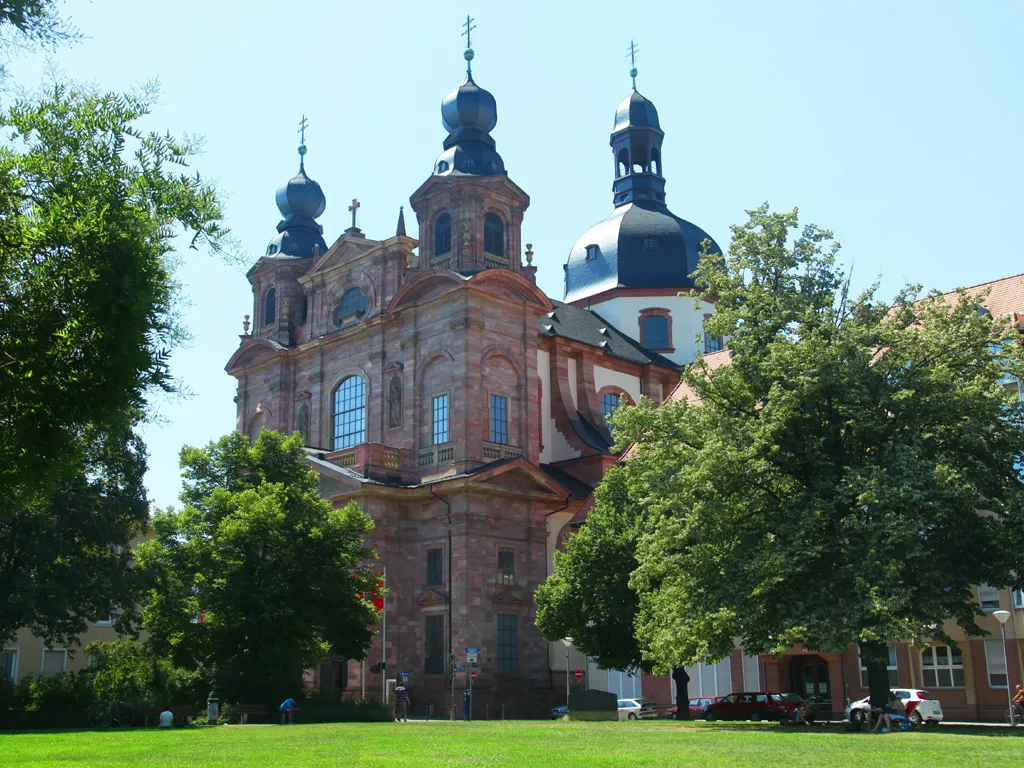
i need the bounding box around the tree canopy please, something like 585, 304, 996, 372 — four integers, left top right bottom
136, 431, 381, 704
550, 204, 1024, 710
0, 81, 224, 645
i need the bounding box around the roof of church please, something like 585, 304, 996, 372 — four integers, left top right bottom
943, 272, 1024, 319
538, 300, 682, 370
539, 463, 595, 499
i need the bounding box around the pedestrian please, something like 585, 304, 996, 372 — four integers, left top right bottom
395, 681, 411, 722
157, 706, 174, 729
871, 693, 898, 733
279, 697, 298, 725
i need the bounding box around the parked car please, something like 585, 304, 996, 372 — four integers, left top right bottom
617, 697, 659, 720
847, 689, 943, 726
703, 692, 804, 722
688, 697, 720, 718
550, 705, 569, 719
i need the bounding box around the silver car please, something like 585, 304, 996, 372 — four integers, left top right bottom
617, 697, 658, 720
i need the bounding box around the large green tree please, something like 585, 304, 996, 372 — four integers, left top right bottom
617, 204, 1024, 710
535, 467, 694, 718
136, 431, 380, 704
0, 81, 223, 644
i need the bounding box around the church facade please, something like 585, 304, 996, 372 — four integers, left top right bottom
225, 45, 720, 717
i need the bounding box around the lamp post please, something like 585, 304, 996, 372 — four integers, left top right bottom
561, 637, 573, 709
994, 610, 1015, 726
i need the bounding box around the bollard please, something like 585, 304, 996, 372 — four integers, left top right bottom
502, 705, 505, 721
485, 705, 489, 721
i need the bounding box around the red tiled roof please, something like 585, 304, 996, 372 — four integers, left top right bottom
938, 272, 1024, 322
665, 349, 733, 406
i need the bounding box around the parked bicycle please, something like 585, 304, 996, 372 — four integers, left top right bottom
88, 699, 136, 728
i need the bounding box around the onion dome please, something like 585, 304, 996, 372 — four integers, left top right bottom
265, 144, 328, 259
433, 47, 505, 177
613, 89, 661, 133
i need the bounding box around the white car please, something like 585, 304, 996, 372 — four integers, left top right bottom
847, 688, 944, 726
617, 697, 658, 720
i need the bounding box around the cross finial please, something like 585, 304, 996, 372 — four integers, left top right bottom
297, 114, 309, 170
348, 198, 360, 230
462, 14, 477, 74
626, 40, 639, 89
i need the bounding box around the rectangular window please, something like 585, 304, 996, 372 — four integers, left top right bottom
704, 331, 722, 354
1014, 588, 1024, 610
642, 315, 670, 350
41, 649, 66, 677
426, 548, 443, 587
497, 615, 518, 674
644, 235, 659, 251
921, 645, 965, 688
985, 639, 1008, 688
0, 649, 16, 681
859, 645, 899, 687
432, 394, 449, 445
489, 395, 508, 445
424, 615, 444, 675
978, 583, 1001, 612
498, 548, 515, 586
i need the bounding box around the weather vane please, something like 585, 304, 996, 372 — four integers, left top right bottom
297, 114, 309, 170
462, 14, 477, 74
626, 40, 639, 89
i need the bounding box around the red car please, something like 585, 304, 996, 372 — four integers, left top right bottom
664, 697, 720, 719
703, 692, 803, 722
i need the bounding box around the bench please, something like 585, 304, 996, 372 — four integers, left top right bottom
140, 705, 194, 727
236, 704, 271, 724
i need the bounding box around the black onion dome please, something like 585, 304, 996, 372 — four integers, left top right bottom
441, 73, 498, 135
275, 168, 327, 219
612, 89, 661, 134
563, 202, 721, 304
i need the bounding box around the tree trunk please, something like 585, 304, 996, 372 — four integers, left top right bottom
859, 640, 890, 712
671, 667, 691, 720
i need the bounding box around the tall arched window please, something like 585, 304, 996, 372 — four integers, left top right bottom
483, 213, 504, 256
651, 147, 661, 176
435, 213, 452, 256
332, 376, 366, 450
264, 287, 276, 326
617, 148, 630, 177
601, 392, 621, 420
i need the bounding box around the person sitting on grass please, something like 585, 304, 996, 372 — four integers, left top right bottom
158, 707, 174, 729
279, 697, 298, 725
871, 693, 899, 733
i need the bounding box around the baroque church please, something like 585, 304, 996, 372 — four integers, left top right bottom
225, 40, 723, 717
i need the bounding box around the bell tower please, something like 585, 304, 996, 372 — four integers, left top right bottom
409, 19, 531, 277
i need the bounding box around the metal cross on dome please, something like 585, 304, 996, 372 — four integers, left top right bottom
298, 114, 308, 144
626, 39, 639, 88
462, 14, 476, 49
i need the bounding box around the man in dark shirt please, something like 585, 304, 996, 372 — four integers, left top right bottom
395, 682, 410, 722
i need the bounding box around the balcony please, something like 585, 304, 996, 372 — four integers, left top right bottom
419, 444, 455, 469
482, 442, 522, 462
322, 443, 412, 482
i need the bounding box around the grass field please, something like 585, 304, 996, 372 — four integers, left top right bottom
2, 720, 1023, 767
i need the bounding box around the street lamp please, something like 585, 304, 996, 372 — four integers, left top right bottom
561, 637, 573, 709
994, 610, 1015, 726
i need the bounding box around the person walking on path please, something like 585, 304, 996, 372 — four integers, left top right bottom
279, 697, 298, 725
395, 682, 411, 722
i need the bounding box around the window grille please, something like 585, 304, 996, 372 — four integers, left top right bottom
498, 548, 515, 586
432, 394, 449, 445
602, 393, 621, 419
921, 645, 965, 688
858, 645, 898, 687
497, 615, 518, 674
332, 377, 366, 450
427, 549, 443, 586
489, 395, 508, 445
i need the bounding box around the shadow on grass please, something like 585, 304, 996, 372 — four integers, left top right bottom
687, 722, 1024, 739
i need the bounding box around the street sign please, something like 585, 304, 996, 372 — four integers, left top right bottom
470, 669, 477, 681
465, 647, 479, 664
401, 671, 410, 680
586, 657, 595, 664
575, 669, 583, 681
458, 663, 466, 673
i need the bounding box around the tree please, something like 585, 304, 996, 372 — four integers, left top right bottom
136, 430, 380, 703
0, 81, 223, 644
618, 204, 1024, 711
536, 468, 693, 718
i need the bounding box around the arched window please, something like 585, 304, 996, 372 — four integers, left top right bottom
264, 288, 276, 326
601, 392, 621, 420
651, 147, 661, 176
332, 376, 366, 450
484, 213, 504, 256
633, 145, 647, 174
334, 288, 367, 327
435, 213, 452, 256
642, 314, 670, 350
617, 148, 630, 177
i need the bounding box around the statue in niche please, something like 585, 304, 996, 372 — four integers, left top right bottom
388, 376, 402, 429
297, 405, 310, 445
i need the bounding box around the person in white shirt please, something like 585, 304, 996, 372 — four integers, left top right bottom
158, 708, 174, 728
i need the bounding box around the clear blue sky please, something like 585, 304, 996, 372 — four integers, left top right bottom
8, 1, 1023, 512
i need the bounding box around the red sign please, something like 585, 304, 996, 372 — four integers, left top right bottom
575, 669, 584, 681
470, 670, 477, 681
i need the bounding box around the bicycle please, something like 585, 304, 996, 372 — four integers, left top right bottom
1004, 702, 1024, 725
88, 699, 136, 728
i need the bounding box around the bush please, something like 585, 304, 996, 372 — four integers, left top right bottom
0, 671, 95, 729
297, 694, 392, 723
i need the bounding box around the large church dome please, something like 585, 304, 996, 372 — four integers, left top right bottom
564, 203, 720, 304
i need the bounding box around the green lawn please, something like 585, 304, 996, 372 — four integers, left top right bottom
2, 720, 1023, 767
